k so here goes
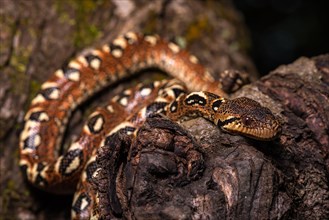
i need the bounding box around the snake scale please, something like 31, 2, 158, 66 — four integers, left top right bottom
19, 32, 281, 219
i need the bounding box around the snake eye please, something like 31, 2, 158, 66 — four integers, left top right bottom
242, 116, 253, 126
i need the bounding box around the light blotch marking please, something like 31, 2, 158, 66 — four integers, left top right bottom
20, 121, 39, 143
19, 159, 28, 167
81, 170, 87, 182
125, 32, 138, 43
112, 49, 123, 58
189, 55, 199, 64
77, 56, 88, 66
91, 50, 103, 57
186, 92, 208, 101
83, 112, 104, 134
41, 82, 58, 89
55, 69, 64, 78
38, 112, 49, 121
99, 138, 106, 149
226, 116, 236, 120
113, 37, 127, 49
38, 164, 48, 183
65, 156, 80, 174
48, 88, 60, 100
119, 97, 128, 106
88, 51, 103, 70
126, 129, 135, 135
67, 71, 80, 82
80, 197, 89, 210
54, 157, 63, 174
24, 120, 41, 129
171, 105, 177, 112
145, 35, 157, 46
107, 105, 114, 113
107, 122, 134, 136
168, 42, 180, 53
185, 92, 208, 105
154, 96, 169, 103
123, 89, 132, 95
139, 107, 147, 118
20, 142, 29, 155
92, 116, 104, 132
90, 58, 101, 70
112, 95, 119, 102
212, 99, 225, 112
140, 87, 152, 97
69, 142, 83, 151
102, 45, 110, 53
34, 134, 41, 147
161, 87, 179, 99
31, 164, 39, 183
32, 94, 46, 105
92, 168, 101, 178
68, 61, 81, 69
153, 81, 161, 87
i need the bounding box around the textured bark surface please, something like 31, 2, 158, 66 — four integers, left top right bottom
0, 0, 328, 219
95, 55, 329, 219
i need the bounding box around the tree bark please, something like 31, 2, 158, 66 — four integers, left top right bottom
0, 0, 328, 219
95, 55, 329, 219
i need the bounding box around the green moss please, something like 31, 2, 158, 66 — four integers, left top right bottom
58, 10, 75, 26
73, 24, 101, 48
1, 179, 19, 217
185, 15, 213, 44
206, 0, 251, 52
206, 0, 236, 23
0, 18, 14, 59
6, 180, 16, 191
54, 0, 103, 49
143, 10, 159, 35
71, 0, 103, 48
25, 79, 41, 107
10, 74, 41, 111
8, 70, 28, 95
10, 49, 28, 73
8, 39, 32, 95
29, 80, 41, 96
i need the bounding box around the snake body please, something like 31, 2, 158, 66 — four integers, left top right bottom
19, 32, 281, 219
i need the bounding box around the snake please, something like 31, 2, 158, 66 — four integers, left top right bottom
19, 32, 281, 219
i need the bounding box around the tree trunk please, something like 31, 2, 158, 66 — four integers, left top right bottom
0, 0, 328, 219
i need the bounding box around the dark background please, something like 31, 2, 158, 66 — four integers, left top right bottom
233, 0, 329, 74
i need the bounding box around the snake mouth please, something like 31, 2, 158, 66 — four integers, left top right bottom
221, 120, 281, 140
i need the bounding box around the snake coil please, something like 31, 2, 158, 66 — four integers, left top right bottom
19, 32, 281, 219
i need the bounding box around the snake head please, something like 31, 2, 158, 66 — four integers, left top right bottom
215, 97, 281, 140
